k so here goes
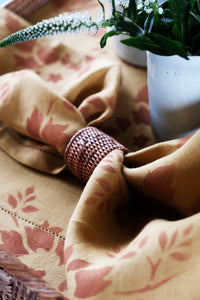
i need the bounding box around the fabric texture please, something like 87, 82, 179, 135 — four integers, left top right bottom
0, 1, 200, 299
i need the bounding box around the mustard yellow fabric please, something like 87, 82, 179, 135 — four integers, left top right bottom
0, 2, 200, 299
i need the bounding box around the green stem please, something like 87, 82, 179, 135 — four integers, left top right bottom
97, 0, 105, 19
112, 0, 116, 14
189, 10, 200, 23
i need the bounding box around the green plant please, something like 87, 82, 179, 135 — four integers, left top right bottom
0, 0, 200, 58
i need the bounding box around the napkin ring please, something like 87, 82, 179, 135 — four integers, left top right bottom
64, 126, 129, 182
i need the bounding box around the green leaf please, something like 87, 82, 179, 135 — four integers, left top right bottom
127, 0, 137, 20
144, 11, 154, 33
100, 30, 118, 48
169, 0, 190, 42
122, 34, 189, 58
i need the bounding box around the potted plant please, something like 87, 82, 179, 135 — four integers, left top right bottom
1, 0, 200, 141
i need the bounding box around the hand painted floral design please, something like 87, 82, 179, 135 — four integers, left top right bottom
24, 220, 62, 252
0, 81, 12, 104
115, 224, 194, 296
0, 230, 29, 256
132, 106, 150, 125
7, 186, 38, 214
26, 106, 70, 151
143, 164, 176, 204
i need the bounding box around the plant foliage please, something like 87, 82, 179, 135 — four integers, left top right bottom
0, 0, 200, 58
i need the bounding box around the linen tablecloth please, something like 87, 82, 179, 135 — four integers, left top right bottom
0, 1, 200, 299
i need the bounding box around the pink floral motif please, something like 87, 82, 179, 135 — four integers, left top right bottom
27, 106, 69, 150
55, 239, 65, 266
74, 266, 113, 298
143, 164, 176, 203
47, 73, 63, 83
116, 117, 131, 132
27, 107, 43, 139
132, 134, 149, 148
37, 47, 59, 64
41, 117, 69, 150
100, 165, 116, 173
58, 279, 68, 293
7, 186, 38, 215
0, 231, 29, 255
13, 54, 40, 70
67, 259, 92, 271
0, 82, 12, 104
115, 226, 193, 295
132, 106, 150, 125
135, 86, 149, 104
64, 245, 74, 265
95, 178, 111, 192
24, 220, 62, 252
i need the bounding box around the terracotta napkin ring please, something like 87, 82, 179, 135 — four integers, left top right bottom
64, 126, 129, 182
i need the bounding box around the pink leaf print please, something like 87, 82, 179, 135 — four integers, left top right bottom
88, 96, 106, 110
13, 55, 40, 70
116, 118, 131, 132
169, 230, 178, 249
11, 216, 19, 228
0, 82, 11, 104
74, 266, 113, 298
58, 279, 68, 293
120, 251, 137, 260
24, 221, 61, 252
101, 165, 116, 173
178, 239, 193, 247
183, 224, 193, 236
41, 117, 69, 150
22, 206, 38, 213
0, 231, 29, 255
170, 252, 190, 261
33, 270, 46, 278
8, 194, 17, 209
25, 195, 36, 203
64, 245, 73, 265
132, 106, 150, 125
133, 135, 149, 148
27, 107, 43, 139
143, 164, 175, 203
55, 239, 65, 266
79, 106, 90, 120
47, 73, 63, 83
135, 86, 149, 104
37, 48, 59, 64
85, 197, 98, 206
115, 273, 180, 295
25, 186, 35, 196
67, 259, 92, 271
17, 190, 23, 201
96, 178, 111, 192
138, 235, 148, 248
62, 99, 76, 112
146, 257, 162, 280
159, 231, 168, 251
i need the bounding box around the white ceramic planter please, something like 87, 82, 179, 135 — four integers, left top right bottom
112, 4, 147, 67
113, 35, 147, 67
147, 52, 200, 141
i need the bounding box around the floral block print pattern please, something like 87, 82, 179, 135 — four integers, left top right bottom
0, 0, 200, 300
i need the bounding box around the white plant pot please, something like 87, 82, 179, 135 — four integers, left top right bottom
112, 4, 147, 67
113, 35, 147, 67
147, 52, 200, 141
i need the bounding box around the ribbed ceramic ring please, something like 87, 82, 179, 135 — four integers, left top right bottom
64, 126, 129, 182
